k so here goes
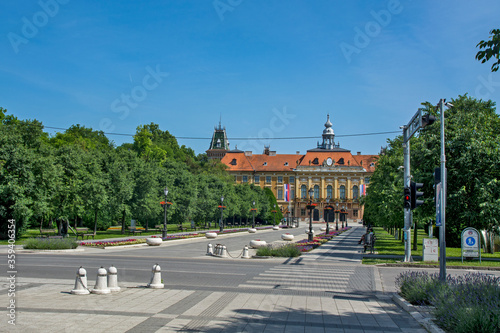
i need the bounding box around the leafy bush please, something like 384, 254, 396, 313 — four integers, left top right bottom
24, 237, 78, 250
256, 244, 301, 257
395, 271, 443, 305
396, 271, 500, 333
429, 273, 500, 333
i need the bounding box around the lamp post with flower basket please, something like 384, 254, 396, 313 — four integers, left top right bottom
325, 197, 332, 235
250, 201, 257, 228
219, 196, 226, 232
272, 204, 277, 226
335, 202, 339, 231
161, 186, 171, 239
306, 188, 316, 241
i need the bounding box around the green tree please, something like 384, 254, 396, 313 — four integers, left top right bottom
476, 29, 500, 72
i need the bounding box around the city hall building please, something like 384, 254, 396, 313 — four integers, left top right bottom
207, 116, 378, 222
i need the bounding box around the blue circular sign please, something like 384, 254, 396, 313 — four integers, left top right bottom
466, 237, 476, 246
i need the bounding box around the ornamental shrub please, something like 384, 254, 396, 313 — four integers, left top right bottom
24, 237, 78, 250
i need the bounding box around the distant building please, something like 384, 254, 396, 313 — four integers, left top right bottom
218, 115, 378, 222
206, 120, 229, 160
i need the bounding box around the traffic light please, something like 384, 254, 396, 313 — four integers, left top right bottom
404, 187, 411, 209
421, 113, 436, 128
410, 181, 424, 209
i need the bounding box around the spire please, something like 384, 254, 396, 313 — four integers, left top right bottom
317, 114, 337, 150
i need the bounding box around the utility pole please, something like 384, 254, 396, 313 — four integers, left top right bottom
438, 99, 450, 281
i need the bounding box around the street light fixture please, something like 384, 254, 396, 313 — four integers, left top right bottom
306, 188, 315, 241
344, 205, 348, 228
335, 202, 339, 231
219, 196, 225, 232
251, 200, 256, 228
162, 186, 169, 239
325, 197, 332, 235
272, 204, 277, 226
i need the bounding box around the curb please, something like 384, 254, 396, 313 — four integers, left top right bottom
391, 293, 445, 333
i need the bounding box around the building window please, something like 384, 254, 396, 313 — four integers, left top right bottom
254, 176, 260, 183
314, 185, 320, 200
353, 185, 359, 200
284, 162, 289, 166
266, 176, 271, 183
278, 188, 283, 200
370, 162, 375, 167
300, 208, 306, 216
263, 162, 267, 166
353, 209, 358, 217
234, 176, 237, 183
340, 185, 346, 200
290, 176, 295, 183
278, 176, 283, 183
301, 185, 307, 199
290, 189, 295, 199
365, 177, 370, 184
242, 176, 248, 183
326, 185, 333, 199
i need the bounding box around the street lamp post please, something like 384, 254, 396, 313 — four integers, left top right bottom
252, 200, 256, 228
345, 206, 348, 228
335, 202, 339, 231
341, 206, 345, 229
162, 187, 169, 239
219, 196, 225, 232
272, 204, 277, 226
325, 197, 331, 235
306, 188, 315, 242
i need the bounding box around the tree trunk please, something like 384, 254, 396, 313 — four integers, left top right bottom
145, 219, 149, 232
94, 210, 98, 234
40, 216, 44, 232
121, 209, 126, 234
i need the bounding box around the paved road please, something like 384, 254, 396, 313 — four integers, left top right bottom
1, 224, 429, 332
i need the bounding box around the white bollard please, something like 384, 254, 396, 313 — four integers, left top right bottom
92, 266, 111, 294
147, 263, 164, 289
107, 265, 121, 292
215, 244, 221, 256
221, 245, 228, 258
241, 246, 251, 259
71, 266, 90, 295
207, 243, 213, 256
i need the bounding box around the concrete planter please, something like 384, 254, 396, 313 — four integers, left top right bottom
146, 238, 163, 246
205, 232, 218, 239
249, 239, 267, 248
272, 226, 280, 230
281, 234, 294, 241
320, 227, 326, 231
305, 229, 315, 234
248, 228, 257, 233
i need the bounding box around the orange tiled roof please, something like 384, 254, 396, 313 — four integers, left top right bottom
220, 151, 255, 172
299, 151, 361, 167
352, 154, 379, 172
249, 154, 301, 172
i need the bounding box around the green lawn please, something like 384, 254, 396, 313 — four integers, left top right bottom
366, 227, 500, 267
1, 223, 251, 245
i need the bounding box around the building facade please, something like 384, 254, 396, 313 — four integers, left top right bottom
210, 115, 378, 222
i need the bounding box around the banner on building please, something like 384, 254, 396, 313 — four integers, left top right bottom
284, 184, 289, 202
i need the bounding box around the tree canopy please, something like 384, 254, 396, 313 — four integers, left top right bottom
0, 109, 279, 239
364, 95, 500, 247
476, 28, 500, 72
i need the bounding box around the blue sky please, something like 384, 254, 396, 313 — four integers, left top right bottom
1, 0, 499, 155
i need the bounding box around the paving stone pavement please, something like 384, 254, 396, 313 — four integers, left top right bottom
2, 225, 428, 333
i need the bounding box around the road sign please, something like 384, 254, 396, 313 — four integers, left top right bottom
423, 238, 438, 262
435, 183, 442, 226
461, 227, 481, 263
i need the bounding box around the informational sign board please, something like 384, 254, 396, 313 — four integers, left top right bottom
435, 183, 442, 227
461, 227, 481, 263
131, 219, 136, 228
423, 238, 439, 262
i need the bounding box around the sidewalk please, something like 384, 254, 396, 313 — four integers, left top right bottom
3, 224, 427, 332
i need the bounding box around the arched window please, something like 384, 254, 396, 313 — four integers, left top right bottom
353, 185, 359, 200
301, 185, 307, 199
314, 185, 320, 200
339, 185, 346, 200
326, 185, 333, 199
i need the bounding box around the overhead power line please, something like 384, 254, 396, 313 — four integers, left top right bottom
44, 126, 400, 140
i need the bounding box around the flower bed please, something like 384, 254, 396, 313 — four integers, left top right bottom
80, 239, 146, 247
294, 227, 351, 252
